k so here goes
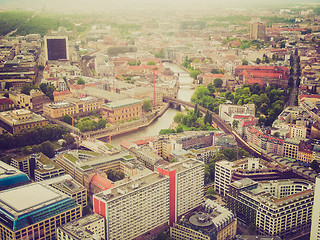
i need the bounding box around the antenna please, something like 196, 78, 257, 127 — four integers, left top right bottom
113, 72, 116, 93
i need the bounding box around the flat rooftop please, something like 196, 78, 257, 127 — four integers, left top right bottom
0, 183, 68, 215
95, 172, 168, 201
158, 158, 203, 174
103, 98, 141, 109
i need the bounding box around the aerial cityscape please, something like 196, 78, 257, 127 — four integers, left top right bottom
0, 0, 319, 240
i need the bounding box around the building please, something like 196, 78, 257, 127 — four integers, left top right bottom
226, 178, 314, 239
94, 172, 170, 240
100, 98, 142, 124
56, 150, 143, 194
202, 74, 226, 87
311, 176, 320, 240
11, 153, 64, 181
188, 146, 220, 164
93, 159, 204, 240
0, 161, 31, 191
283, 138, 300, 159
44, 36, 69, 61
43, 96, 104, 119
41, 175, 88, 208
234, 65, 289, 87
0, 96, 14, 111
0, 183, 82, 240
171, 131, 214, 151
214, 160, 234, 197
0, 109, 48, 135
247, 127, 284, 156
249, 18, 266, 40
170, 199, 237, 240
57, 213, 105, 240
219, 104, 255, 125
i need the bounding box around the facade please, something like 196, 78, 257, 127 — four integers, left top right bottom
0, 183, 82, 240
0, 109, 48, 135
57, 213, 105, 240
189, 146, 220, 164
214, 160, 233, 197
0, 161, 31, 191
249, 19, 266, 40
311, 176, 320, 240
290, 124, 307, 139
100, 98, 142, 124
171, 131, 214, 151
44, 35, 69, 61
94, 172, 170, 240
43, 96, 104, 119
11, 153, 64, 181
283, 138, 300, 159
170, 199, 237, 240
202, 74, 226, 86
226, 178, 314, 239
247, 127, 284, 156
93, 159, 204, 240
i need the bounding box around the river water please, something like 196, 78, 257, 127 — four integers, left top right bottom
111, 63, 195, 147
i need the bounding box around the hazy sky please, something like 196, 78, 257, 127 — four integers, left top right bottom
0, 0, 318, 13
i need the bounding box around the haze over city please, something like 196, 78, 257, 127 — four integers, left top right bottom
0, 0, 319, 240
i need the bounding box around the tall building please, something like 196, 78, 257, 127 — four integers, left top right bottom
44, 36, 69, 61
226, 178, 314, 239
311, 176, 320, 240
93, 159, 204, 240
249, 18, 266, 40
0, 183, 82, 240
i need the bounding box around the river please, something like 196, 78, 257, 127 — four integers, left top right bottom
111, 63, 195, 147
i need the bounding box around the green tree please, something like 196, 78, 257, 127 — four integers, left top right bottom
242, 59, 249, 65
255, 58, 261, 64
232, 120, 239, 129
204, 111, 212, 125
190, 69, 201, 79
63, 114, 73, 125
176, 125, 184, 133
77, 78, 85, 85
63, 133, 75, 146
310, 160, 320, 173
214, 78, 223, 88
97, 118, 107, 129
147, 61, 156, 65
21, 83, 32, 95
206, 187, 216, 199
159, 129, 176, 135
207, 83, 215, 94
39, 83, 47, 93
39, 141, 55, 158
174, 112, 184, 123
142, 99, 152, 112
45, 84, 55, 101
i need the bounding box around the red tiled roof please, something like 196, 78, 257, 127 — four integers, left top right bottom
236, 65, 288, 71
246, 78, 263, 85
91, 174, 114, 191
299, 94, 320, 100
0, 98, 14, 104
53, 90, 72, 96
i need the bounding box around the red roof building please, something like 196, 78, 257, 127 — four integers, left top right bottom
0, 97, 14, 111
90, 174, 115, 193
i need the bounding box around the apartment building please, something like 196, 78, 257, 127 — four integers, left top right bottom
219, 103, 255, 125
93, 159, 204, 240
283, 138, 300, 159
214, 160, 234, 197
171, 131, 214, 151
226, 178, 314, 239
311, 176, 320, 240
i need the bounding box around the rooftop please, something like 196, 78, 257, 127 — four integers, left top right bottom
58, 213, 104, 239
0, 183, 69, 216
102, 98, 141, 109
